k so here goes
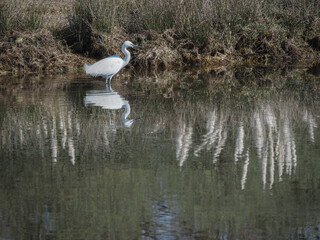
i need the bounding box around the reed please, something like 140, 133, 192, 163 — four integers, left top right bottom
1, 0, 319, 72
0, 0, 46, 33
68, 0, 320, 52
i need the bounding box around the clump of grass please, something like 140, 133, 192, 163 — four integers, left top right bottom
68, 0, 319, 53
60, 0, 131, 56
61, 0, 94, 54
0, 0, 46, 34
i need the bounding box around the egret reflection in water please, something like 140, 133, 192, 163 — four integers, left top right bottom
84, 87, 137, 127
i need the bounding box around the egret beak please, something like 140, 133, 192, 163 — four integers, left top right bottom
133, 44, 142, 48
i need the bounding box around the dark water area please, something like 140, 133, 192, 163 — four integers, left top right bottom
1, 68, 320, 239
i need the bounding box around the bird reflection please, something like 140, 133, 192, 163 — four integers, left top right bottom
84, 86, 136, 127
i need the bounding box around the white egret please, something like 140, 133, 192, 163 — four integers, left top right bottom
84, 88, 137, 127
84, 41, 141, 84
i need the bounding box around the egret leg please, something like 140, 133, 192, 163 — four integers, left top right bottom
108, 76, 114, 92
105, 76, 113, 92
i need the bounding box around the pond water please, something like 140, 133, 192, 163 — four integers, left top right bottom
1, 69, 320, 239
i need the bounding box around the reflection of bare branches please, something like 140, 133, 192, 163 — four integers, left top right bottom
75, 118, 81, 136
281, 118, 297, 175
253, 104, 297, 188
266, 105, 276, 189
241, 148, 250, 190
50, 111, 57, 163
43, 118, 48, 138
0, 83, 319, 191
265, 105, 277, 131
59, 110, 67, 149
262, 141, 268, 189
269, 122, 275, 189
194, 111, 228, 163
67, 111, 75, 165
212, 128, 228, 163
277, 130, 284, 182
234, 122, 245, 162
102, 124, 110, 151
254, 111, 265, 159
68, 138, 75, 165
183, 99, 306, 189
176, 122, 193, 167
303, 110, 317, 143
194, 111, 217, 157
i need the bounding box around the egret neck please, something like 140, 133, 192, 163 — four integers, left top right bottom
121, 44, 131, 67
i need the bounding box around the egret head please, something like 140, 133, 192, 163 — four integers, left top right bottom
123, 41, 141, 48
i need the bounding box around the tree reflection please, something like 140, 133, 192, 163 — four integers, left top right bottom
0, 78, 320, 239
173, 99, 312, 191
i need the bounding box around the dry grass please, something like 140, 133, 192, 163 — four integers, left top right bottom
0, 0, 47, 33
0, 0, 320, 74
63, 0, 320, 67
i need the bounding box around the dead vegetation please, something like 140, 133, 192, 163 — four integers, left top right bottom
0, 30, 83, 74
0, 0, 320, 75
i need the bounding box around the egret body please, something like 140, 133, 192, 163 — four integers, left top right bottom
84, 41, 141, 84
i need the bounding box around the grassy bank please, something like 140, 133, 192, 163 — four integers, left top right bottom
0, 0, 320, 74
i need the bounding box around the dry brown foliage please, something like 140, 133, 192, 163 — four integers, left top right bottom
0, 29, 83, 74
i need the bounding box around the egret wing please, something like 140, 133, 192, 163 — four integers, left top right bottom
84, 56, 124, 77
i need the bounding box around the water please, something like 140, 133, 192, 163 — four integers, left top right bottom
1, 69, 320, 239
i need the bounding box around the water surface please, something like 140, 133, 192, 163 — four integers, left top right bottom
1, 70, 320, 239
